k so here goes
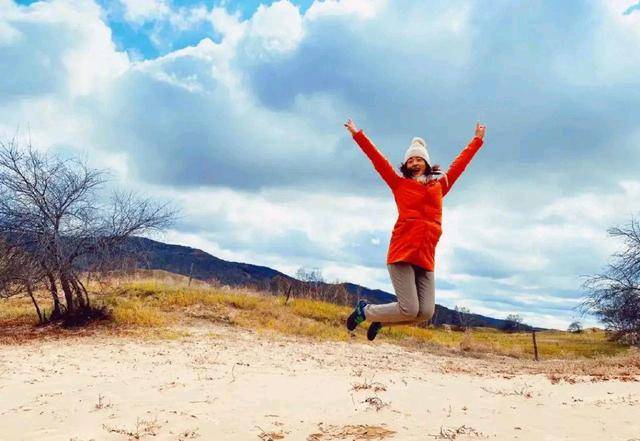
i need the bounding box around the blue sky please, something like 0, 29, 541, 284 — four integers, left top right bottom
2, 0, 640, 329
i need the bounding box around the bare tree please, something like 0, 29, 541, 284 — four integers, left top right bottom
295, 267, 324, 298
0, 139, 175, 324
454, 305, 473, 331
324, 280, 351, 306
503, 313, 524, 332
567, 321, 583, 334
263, 268, 349, 305
296, 267, 323, 288
581, 216, 640, 344
0, 240, 46, 323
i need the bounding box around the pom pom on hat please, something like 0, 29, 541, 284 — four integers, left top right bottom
404, 137, 431, 167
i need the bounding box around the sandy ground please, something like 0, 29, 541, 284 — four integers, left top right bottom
1, 325, 639, 441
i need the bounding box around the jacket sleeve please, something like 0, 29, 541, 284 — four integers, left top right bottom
440, 136, 483, 197
352, 130, 400, 189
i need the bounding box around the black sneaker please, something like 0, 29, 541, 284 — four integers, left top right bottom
367, 322, 383, 341
346, 300, 367, 331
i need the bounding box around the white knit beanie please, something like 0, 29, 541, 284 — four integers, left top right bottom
403, 137, 431, 167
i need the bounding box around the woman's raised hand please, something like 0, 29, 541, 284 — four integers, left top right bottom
475, 122, 486, 140
344, 118, 358, 135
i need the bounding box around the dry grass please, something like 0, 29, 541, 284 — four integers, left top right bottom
308, 424, 396, 440
0, 292, 50, 326
1, 273, 638, 382
439, 346, 640, 383
382, 322, 628, 360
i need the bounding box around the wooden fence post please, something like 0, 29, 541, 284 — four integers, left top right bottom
532, 329, 539, 361
285, 284, 293, 305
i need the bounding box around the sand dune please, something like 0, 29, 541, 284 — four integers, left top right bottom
1, 324, 639, 440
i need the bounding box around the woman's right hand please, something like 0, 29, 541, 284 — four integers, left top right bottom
475, 122, 486, 140
344, 118, 358, 135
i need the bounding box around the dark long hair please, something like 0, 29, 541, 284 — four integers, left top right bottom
399, 159, 442, 179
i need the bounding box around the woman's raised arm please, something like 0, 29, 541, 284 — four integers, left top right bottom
440, 122, 486, 197
345, 118, 400, 189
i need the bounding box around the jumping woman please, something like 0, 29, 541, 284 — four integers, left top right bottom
344, 118, 486, 341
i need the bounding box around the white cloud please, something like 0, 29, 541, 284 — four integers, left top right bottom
305, 0, 387, 21
120, 0, 171, 24
0, 20, 19, 46
163, 186, 395, 250
242, 0, 304, 58
161, 229, 251, 264
118, 0, 211, 54
0, 0, 129, 99
209, 6, 244, 40
119, 0, 209, 28
438, 179, 640, 281
63, 23, 129, 97
168, 4, 208, 30
319, 263, 389, 286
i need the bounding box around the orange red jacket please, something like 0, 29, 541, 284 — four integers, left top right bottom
352, 130, 484, 271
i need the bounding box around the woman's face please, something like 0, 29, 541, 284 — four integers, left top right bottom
406, 156, 427, 177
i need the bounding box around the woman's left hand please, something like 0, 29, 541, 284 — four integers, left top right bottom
475, 122, 486, 140
344, 118, 359, 135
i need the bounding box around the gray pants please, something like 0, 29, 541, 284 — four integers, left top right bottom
364, 262, 435, 325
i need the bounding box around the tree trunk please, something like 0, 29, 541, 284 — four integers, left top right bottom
47, 273, 62, 318
59, 272, 76, 314
284, 284, 292, 305
69, 274, 89, 309
75, 276, 90, 308
26, 284, 44, 324
70, 275, 87, 310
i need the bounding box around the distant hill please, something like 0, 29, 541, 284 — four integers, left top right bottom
116, 236, 540, 331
